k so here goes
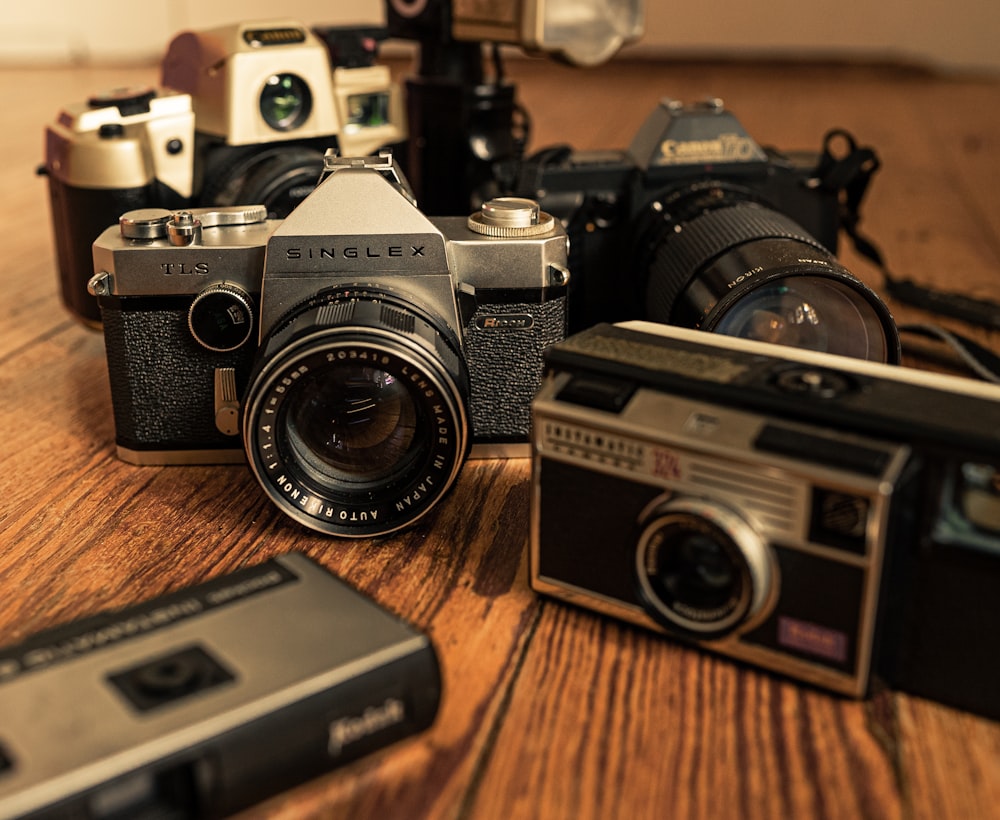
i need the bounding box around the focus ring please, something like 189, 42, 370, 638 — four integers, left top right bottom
644, 204, 829, 324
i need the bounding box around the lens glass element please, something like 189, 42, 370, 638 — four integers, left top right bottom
259, 73, 312, 131
636, 499, 773, 638
284, 365, 421, 487
659, 532, 742, 613
712, 276, 891, 360
641, 199, 900, 363
243, 312, 469, 538
643, 519, 747, 629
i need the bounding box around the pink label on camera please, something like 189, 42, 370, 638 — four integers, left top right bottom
778, 616, 849, 664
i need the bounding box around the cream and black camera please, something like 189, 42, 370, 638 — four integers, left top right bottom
43, 20, 404, 325
90, 152, 568, 537
531, 321, 1000, 718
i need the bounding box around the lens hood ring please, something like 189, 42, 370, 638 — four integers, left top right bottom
243, 325, 469, 537
635, 496, 776, 639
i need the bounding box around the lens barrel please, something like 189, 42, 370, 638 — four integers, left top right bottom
635, 498, 774, 639
642, 197, 900, 363
243, 290, 470, 536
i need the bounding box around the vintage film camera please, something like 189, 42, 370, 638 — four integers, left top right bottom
42, 19, 405, 326
511, 98, 900, 363
0, 553, 441, 818
89, 151, 569, 537
530, 321, 1000, 718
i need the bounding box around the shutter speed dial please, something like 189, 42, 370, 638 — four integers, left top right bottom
188, 284, 255, 352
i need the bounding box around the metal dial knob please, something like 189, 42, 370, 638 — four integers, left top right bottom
467, 197, 556, 237
188, 284, 255, 352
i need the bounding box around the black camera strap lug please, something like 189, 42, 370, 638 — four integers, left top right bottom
818, 129, 1000, 381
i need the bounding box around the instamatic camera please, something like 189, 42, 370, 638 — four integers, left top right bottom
43, 20, 405, 325
90, 151, 568, 537
531, 321, 1000, 718
0, 553, 441, 818
513, 98, 900, 363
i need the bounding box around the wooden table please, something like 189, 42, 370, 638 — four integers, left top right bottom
2, 56, 999, 819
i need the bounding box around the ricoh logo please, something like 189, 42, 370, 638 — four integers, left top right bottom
658, 133, 758, 165
475, 314, 534, 330
327, 697, 406, 756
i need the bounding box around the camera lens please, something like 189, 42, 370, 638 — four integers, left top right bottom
259, 73, 312, 131
641, 192, 900, 363
656, 534, 741, 612
243, 290, 470, 537
635, 498, 774, 638
284, 366, 420, 486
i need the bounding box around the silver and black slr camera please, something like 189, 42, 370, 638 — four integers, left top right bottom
531, 321, 1000, 718
43, 19, 404, 325
90, 151, 569, 537
512, 98, 900, 363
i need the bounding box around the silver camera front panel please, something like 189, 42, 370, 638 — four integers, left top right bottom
531, 371, 911, 696
259, 165, 568, 340
0, 553, 437, 818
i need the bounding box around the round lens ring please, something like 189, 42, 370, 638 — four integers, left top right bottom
711, 276, 891, 361
259, 73, 312, 132
243, 323, 469, 537
635, 498, 774, 638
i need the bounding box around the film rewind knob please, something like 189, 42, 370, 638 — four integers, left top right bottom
467, 197, 556, 237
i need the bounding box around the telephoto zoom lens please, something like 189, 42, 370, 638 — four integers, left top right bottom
641, 188, 900, 363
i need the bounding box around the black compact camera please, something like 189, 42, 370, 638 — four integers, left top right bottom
531, 321, 1000, 718
0, 553, 441, 818
42, 20, 404, 326
89, 151, 569, 537
512, 98, 900, 363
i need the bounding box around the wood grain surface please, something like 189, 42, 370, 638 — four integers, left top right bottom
1, 55, 998, 820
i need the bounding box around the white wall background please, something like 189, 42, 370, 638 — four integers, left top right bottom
2, 0, 998, 73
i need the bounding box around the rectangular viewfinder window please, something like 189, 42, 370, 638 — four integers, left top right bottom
933, 461, 1000, 555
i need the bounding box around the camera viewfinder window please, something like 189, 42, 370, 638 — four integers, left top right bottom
345, 92, 390, 132
934, 462, 1000, 555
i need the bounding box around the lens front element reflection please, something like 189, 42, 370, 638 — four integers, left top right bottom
286, 366, 420, 486
712, 277, 889, 360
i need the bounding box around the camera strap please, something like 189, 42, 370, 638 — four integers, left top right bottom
818, 129, 1000, 382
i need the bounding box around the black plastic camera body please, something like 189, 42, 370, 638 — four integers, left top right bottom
43, 20, 404, 326
531, 321, 1000, 718
513, 98, 899, 363
90, 153, 568, 537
